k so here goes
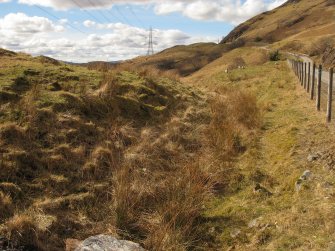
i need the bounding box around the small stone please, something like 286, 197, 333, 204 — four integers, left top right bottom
248, 217, 263, 228
300, 170, 312, 180
230, 229, 241, 238
295, 178, 303, 191
254, 183, 273, 196
307, 154, 320, 162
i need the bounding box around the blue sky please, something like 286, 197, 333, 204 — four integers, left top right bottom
0, 0, 286, 62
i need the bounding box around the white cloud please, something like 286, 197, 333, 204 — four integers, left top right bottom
0, 15, 215, 62
83, 20, 96, 28
0, 12, 64, 34
0, 0, 11, 3
18, 0, 287, 24
155, 0, 287, 24
267, 0, 287, 10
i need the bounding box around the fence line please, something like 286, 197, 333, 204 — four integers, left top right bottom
288, 59, 334, 122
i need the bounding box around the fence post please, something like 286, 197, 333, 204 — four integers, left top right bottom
327, 68, 333, 122
302, 62, 306, 89
307, 62, 311, 93
317, 65, 322, 111
311, 63, 316, 100
300, 62, 304, 86
304, 62, 308, 89
296, 61, 299, 76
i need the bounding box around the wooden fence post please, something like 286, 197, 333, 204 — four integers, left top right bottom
317, 65, 322, 111
301, 62, 304, 87
311, 63, 316, 100
304, 62, 307, 90
300, 62, 304, 86
307, 62, 311, 93
327, 68, 333, 122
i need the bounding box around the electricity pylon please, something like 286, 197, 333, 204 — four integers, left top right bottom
147, 27, 154, 56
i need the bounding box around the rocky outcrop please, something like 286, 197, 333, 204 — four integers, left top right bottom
74, 235, 146, 251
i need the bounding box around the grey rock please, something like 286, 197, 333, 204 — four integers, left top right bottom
295, 170, 312, 191
307, 154, 320, 162
75, 235, 146, 251
301, 170, 311, 180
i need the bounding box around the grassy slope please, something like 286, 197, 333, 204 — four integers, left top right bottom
184, 47, 335, 250
0, 49, 215, 250
118, 43, 228, 77
221, 0, 335, 65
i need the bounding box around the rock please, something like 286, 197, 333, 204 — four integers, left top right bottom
254, 183, 273, 196
295, 170, 312, 191
307, 153, 320, 162
295, 178, 303, 191
300, 170, 311, 180
230, 229, 241, 238
248, 217, 263, 228
75, 235, 146, 251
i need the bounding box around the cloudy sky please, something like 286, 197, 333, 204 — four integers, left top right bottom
0, 0, 287, 62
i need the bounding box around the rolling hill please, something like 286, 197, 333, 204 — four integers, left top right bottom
1, 0, 335, 250
221, 0, 335, 65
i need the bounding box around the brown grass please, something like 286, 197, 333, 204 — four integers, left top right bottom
309, 37, 334, 57
0, 191, 14, 220
0, 49, 263, 250
3, 215, 41, 248
209, 88, 261, 159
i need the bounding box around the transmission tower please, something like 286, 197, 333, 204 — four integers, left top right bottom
147, 27, 154, 56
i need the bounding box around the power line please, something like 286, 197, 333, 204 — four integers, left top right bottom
129, 6, 145, 29
114, 6, 133, 26
34, 5, 87, 34
87, 0, 113, 23
70, 0, 103, 24
94, 0, 124, 24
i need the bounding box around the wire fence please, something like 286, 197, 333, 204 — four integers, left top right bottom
288, 59, 334, 122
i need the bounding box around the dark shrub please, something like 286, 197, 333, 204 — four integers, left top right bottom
269, 50, 280, 61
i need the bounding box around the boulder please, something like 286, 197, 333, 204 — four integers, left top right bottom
75, 235, 146, 251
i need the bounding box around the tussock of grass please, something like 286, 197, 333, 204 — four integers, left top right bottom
209, 88, 261, 159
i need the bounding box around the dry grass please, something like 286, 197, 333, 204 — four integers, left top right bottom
0, 45, 264, 250
3, 215, 41, 249
309, 37, 334, 56
209, 89, 261, 159
0, 191, 13, 220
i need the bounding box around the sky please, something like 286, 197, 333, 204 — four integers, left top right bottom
0, 0, 287, 62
